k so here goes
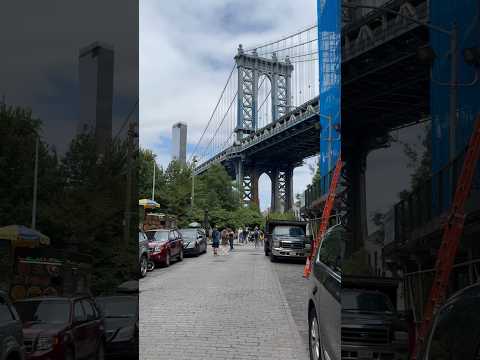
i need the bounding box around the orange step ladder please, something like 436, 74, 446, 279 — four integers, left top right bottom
304, 157, 343, 278
412, 115, 480, 359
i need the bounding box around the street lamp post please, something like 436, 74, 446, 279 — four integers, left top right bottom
191, 157, 198, 210
31, 137, 39, 230
152, 159, 156, 200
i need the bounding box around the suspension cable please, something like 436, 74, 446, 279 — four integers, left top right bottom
245, 24, 317, 52
189, 64, 236, 162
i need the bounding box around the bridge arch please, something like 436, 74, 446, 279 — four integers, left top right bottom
258, 172, 272, 212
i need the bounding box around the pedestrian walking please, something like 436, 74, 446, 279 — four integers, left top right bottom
220, 228, 229, 255
228, 229, 234, 251
254, 226, 260, 248
212, 226, 220, 256
243, 228, 248, 245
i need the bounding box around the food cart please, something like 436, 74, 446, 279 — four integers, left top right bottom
139, 199, 177, 231
0, 225, 92, 301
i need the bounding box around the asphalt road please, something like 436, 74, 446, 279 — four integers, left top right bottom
139, 244, 310, 360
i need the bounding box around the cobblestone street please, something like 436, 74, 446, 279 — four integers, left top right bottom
140, 245, 309, 360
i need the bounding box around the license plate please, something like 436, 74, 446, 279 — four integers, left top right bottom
358, 350, 373, 359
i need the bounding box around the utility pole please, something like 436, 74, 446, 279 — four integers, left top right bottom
152, 159, 156, 200
31, 137, 39, 230
191, 156, 197, 210
124, 122, 136, 244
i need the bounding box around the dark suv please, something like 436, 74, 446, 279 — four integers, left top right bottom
0, 291, 25, 360
14, 295, 106, 360
264, 220, 311, 262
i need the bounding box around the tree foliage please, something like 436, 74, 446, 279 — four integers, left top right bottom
0, 104, 62, 234
398, 123, 432, 200
0, 103, 137, 295
137, 154, 265, 229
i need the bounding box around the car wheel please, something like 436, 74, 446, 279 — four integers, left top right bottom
164, 252, 170, 267
147, 260, 155, 271
178, 249, 184, 261
96, 341, 105, 360
309, 309, 323, 360
139, 255, 148, 277
270, 250, 277, 262
65, 348, 75, 360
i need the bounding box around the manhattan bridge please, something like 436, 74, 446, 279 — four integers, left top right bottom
191, 0, 430, 238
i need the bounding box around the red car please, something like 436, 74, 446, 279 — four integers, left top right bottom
146, 229, 184, 268
14, 295, 106, 360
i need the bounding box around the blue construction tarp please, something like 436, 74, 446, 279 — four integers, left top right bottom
431, 0, 480, 213
317, 0, 341, 193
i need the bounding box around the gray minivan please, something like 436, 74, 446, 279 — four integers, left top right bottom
306, 224, 342, 360
138, 231, 149, 278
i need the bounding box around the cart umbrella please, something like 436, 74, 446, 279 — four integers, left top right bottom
138, 198, 160, 209
0, 225, 50, 248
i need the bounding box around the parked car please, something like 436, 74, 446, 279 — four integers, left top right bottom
307, 224, 342, 360
0, 291, 25, 360
341, 286, 408, 360
307, 223, 408, 360
95, 295, 138, 359
417, 282, 480, 360
145, 229, 184, 268
179, 228, 207, 256
264, 220, 311, 262
14, 295, 106, 360
138, 231, 149, 277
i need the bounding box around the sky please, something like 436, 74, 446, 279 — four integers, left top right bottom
139, 0, 318, 210
0, 0, 138, 155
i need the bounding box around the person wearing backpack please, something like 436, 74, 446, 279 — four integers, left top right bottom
212, 226, 220, 256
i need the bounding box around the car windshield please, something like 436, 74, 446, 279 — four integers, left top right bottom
95, 297, 138, 318
180, 230, 198, 240
273, 226, 304, 236
342, 291, 394, 313
147, 231, 169, 241
15, 300, 70, 324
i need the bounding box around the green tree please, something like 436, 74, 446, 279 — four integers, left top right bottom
398, 123, 432, 200
231, 205, 264, 229
0, 102, 138, 295
162, 160, 192, 226
138, 148, 166, 204
194, 164, 237, 212
58, 134, 137, 294
0, 104, 62, 234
